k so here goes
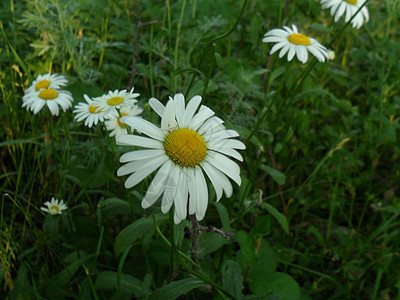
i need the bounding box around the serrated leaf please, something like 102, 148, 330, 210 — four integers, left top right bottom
261, 203, 289, 234
149, 278, 204, 300
95, 271, 148, 298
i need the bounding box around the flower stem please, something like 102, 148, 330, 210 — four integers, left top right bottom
190, 214, 200, 265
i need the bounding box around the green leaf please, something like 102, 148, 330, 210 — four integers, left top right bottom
114, 215, 168, 256
149, 278, 204, 300
198, 232, 229, 258
261, 203, 289, 234
99, 198, 131, 216
268, 66, 286, 86
221, 260, 243, 299
95, 271, 148, 298
260, 165, 286, 185
57, 254, 95, 286
250, 272, 300, 300
215, 202, 231, 231
235, 230, 256, 264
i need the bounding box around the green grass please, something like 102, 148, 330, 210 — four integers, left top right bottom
1, 0, 400, 299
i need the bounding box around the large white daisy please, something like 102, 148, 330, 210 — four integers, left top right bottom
321, 0, 369, 29
25, 73, 68, 94
74, 94, 106, 128
263, 24, 330, 64
92, 88, 140, 117
22, 88, 73, 116
40, 197, 68, 215
105, 105, 143, 137
116, 94, 245, 224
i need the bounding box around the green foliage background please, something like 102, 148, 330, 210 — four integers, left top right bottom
1, 0, 400, 299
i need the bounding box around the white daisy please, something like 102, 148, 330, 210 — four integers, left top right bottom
263, 24, 330, 64
321, 0, 369, 29
92, 88, 140, 117
40, 197, 68, 215
25, 73, 68, 94
105, 105, 143, 137
116, 94, 245, 224
22, 88, 73, 116
73, 94, 106, 128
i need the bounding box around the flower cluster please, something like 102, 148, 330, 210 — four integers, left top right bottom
22, 73, 73, 116
73, 89, 143, 137
263, 0, 369, 64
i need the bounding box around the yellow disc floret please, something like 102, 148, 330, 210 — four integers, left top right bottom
117, 113, 128, 128
288, 33, 311, 45
35, 80, 51, 91
164, 128, 207, 167
107, 96, 124, 106
50, 205, 59, 213
89, 105, 101, 114
39, 88, 58, 100
344, 0, 357, 5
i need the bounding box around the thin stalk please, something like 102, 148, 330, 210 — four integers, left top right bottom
173, 0, 186, 93
190, 214, 200, 265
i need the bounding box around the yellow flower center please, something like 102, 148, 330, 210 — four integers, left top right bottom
107, 96, 124, 106
50, 205, 59, 213
117, 113, 128, 128
287, 33, 311, 46
35, 79, 51, 91
343, 0, 357, 5
89, 105, 101, 114
164, 128, 207, 167
39, 88, 58, 100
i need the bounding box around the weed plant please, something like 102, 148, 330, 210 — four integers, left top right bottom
1, 0, 400, 299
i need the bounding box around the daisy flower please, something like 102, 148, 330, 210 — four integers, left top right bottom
92, 88, 140, 117
25, 73, 68, 94
74, 94, 106, 128
22, 87, 73, 116
263, 24, 330, 64
116, 94, 245, 224
105, 105, 143, 137
40, 197, 68, 215
321, 0, 369, 29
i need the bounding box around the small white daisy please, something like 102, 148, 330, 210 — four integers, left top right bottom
22, 87, 73, 116
92, 88, 140, 117
105, 105, 143, 137
116, 94, 245, 224
321, 0, 369, 29
40, 197, 68, 215
263, 24, 330, 64
25, 73, 68, 94
73, 94, 106, 128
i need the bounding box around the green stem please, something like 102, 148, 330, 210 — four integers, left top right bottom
173, 0, 186, 93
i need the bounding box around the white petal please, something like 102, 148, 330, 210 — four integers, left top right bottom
124, 155, 168, 188
201, 160, 223, 201
279, 43, 292, 58
120, 149, 166, 163
208, 139, 246, 150
205, 151, 241, 186
270, 41, 287, 55
161, 164, 179, 213
174, 94, 186, 128
189, 105, 215, 131
149, 97, 165, 117
122, 116, 165, 141
287, 46, 296, 61
205, 129, 239, 142
194, 166, 208, 221
142, 160, 173, 209
183, 95, 202, 127
198, 117, 224, 135
46, 101, 59, 116
208, 145, 243, 162
116, 134, 164, 149
161, 99, 177, 132
188, 167, 197, 215
173, 169, 188, 223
